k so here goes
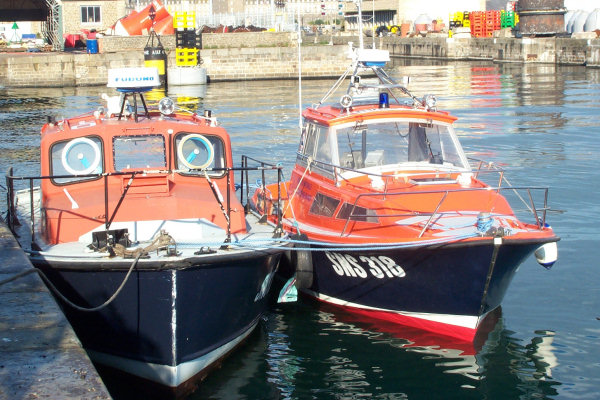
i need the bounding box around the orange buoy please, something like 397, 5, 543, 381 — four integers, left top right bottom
154, 15, 174, 35
113, 0, 169, 36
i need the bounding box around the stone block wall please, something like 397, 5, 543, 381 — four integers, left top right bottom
381, 36, 593, 65
201, 45, 349, 81
2, 37, 598, 88
202, 32, 294, 49
588, 39, 600, 67
0, 44, 349, 87
99, 31, 294, 53
0, 51, 143, 88
556, 38, 590, 65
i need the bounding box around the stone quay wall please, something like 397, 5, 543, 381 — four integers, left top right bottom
0, 42, 349, 88
99, 31, 295, 53
379, 36, 599, 66
1, 32, 599, 88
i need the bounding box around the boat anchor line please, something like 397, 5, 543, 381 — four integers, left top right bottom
0, 252, 142, 313
2, 232, 177, 312
223, 234, 480, 252
478, 236, 502, 316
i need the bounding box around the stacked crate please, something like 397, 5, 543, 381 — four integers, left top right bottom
462, 12, 470, 28
485, 10, 501, 35
469, 11, 486, 37
452, 9, 514, 37
449, 11, 464, 29
501, 10, 516, 28
174, 12, 200, 67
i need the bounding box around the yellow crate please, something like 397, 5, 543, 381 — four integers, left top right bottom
176, 48, 198, 67
451, 12, 465, 22
174, 11, 196, 29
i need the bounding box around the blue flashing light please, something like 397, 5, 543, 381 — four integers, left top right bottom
379, 92, 389, 108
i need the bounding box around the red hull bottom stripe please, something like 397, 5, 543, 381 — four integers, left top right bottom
310, 294, 479, 342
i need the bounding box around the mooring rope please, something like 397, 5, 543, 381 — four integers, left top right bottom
0, 251, 143, 312
213, 232, 479, 252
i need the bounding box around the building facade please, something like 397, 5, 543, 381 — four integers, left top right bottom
62, 0, 127, 34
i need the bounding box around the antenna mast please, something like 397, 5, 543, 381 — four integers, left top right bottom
355, 0, 364, 49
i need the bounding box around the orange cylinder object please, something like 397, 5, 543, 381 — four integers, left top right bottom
400, 22, 410, 37
113, 0, 170, 36
154, 15, 174, 35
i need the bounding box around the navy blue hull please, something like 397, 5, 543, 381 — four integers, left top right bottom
35, 251, 281, 387
291, 238, 551, 338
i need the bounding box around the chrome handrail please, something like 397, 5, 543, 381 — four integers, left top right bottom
340, 185, 550, 237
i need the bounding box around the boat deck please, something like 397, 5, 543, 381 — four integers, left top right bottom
12, 187, 286, 266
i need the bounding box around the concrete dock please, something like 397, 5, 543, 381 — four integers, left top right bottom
0, 220, 111, 399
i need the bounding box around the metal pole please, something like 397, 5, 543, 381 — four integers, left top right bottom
226, 170, 232, 243
29, 179, 35, 244
104, 174, 109, 230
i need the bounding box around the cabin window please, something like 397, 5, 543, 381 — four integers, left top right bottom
113, 135, 166, 171
309, 193, 340, 217
174, 133, 225, 176
438, 126, 464, 167
298, 122, 335, 178
334, 121, 467, 169
315, 128, 332, 164
50, 136, 104, 184
337, 203, 379, 223
301, 123, 319, 158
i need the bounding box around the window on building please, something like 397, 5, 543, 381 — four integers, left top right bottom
81, 6, 101, 24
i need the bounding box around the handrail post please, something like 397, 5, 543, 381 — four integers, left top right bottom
5, 168, 19, 231
527, 188, 541, 229
340, 195, 363, 237
542, 188, 548, 227
418, 191, 448, 238
276, 166, 282, 235
29, 179, 35, 245
261, 163, 266, 218
244, 156, 249, 208
5, 168, 12, 229
225, 168, 232, 243
104, 174, 109, 230
240, 155, 246, 208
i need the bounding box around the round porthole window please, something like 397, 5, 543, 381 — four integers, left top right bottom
61, 137, 102, 175
177, 134, 214, 170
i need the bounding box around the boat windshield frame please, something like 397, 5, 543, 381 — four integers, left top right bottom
297, 117, 471, 182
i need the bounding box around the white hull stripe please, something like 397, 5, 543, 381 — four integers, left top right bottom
305, 289, 481, 330
87, 320, 258, 387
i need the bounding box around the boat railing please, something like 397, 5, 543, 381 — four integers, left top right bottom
300, 153, 513, 193
240, 155, 285, 229
340, 185, 551, 238
4, 163, 284, 250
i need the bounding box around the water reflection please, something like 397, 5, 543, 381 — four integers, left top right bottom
167, 85, 207, 114
250, 303, 562, 400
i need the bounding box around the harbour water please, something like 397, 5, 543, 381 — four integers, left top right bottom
0, 60, 598, 399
